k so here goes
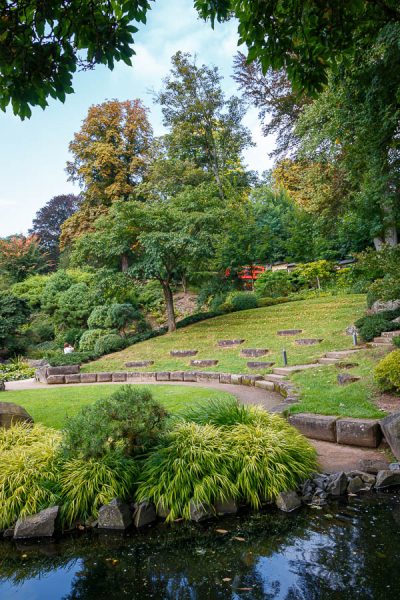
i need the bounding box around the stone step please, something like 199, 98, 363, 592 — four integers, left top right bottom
273, 363, 321, 376
264, 373, 287, 382
370, 342, 394, 349
373, 336, 395, 344
318, 357, 340, 365
381, 331, 400, 339
325, 349, 362, 359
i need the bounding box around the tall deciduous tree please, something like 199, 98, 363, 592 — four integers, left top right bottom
29, 193, 81, 264
155, 52, 253, 199
60, 99, 153, 254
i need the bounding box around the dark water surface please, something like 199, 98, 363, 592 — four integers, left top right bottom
1, 492, 399, 600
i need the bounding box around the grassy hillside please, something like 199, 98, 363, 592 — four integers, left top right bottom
3, 385, 234, 429
84, 294, 366, 375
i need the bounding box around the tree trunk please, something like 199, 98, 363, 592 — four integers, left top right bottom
121, 254, 129, 272
161, 280, 176, 332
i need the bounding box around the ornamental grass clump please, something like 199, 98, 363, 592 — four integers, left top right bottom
228, 422, 318, 508
0, 424, 62, 530
180, 397, 256, 426
60, 455, 138, 526
137, 406, 318, 521
136, 422, 238, 522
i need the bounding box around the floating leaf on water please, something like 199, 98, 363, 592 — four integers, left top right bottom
216, 529, 228, 534
232, 536, 246, 542
222, 577, 232, 582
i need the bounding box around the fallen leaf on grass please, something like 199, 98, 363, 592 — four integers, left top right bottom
232, 536, 246, 542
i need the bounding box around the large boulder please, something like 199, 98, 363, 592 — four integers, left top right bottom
98, 499, 132, 530
0, 402, 33, 428
14, 506, 59, 539
133, 502, 156, 528
375, 470, 400, 489
380, 412, 400, 460
276, 491, 301, 512
370, 299, 400, 314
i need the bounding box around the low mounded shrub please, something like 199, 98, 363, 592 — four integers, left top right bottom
228, 291, 258, 311
62, 386, 168, 459
374, 350, 400, 393
93, 333, 125, 355
79, 328, 115, 352
254, 270, 294, 298
355, 310, 400, 342
47, 351, 100, 367
257, 296, 290, 308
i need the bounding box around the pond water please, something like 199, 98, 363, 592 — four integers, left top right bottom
1, 492, 399, 600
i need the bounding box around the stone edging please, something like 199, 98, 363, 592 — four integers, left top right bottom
35, 365, 388, 450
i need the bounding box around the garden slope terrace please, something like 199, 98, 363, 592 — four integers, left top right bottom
82, 294, 366, 376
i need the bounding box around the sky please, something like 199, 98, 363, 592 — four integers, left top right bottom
0, 0, 275, 237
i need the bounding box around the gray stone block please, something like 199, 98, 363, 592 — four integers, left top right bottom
0, 402, 33, 428
133, 502, 156, 528
375, 470, 400, 488
156, 371, 170, 381
380, 412, 400, 460
241, 374, 263, 386
14, 506, 59, 539
196, 371, 220, 382
276, 491, 301, 512
97, 372, 112, 382
277, 329, 303, 336
126, 372, 156, 381
125, 361, 154, 367
217, 339, 245, 347
255, 380, 275, 391
189, 501, 213, 522
295, 338, 323, 345
336, 418, 382, 448
190, 359, 219, 367
230, 374, 242, 385
80, 373, 97, 384
46, 375, 65, 385
183, 371, 197, 382
214, 499, 237, 514
170, 371, 184, 381
326, 472, 348, 496
112, 372, 127, 382
170, 350, 198, 357
219, 373, 232, 384
337, 373, 361, 385
65, 374, 81, 384
98, 499, 132, 530
47, 365, 80, 376
35, 366, 48, 383
288, 413, 337, 442
240, 348, 268, 357
247, 361, 275, 369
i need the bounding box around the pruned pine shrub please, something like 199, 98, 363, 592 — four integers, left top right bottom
374, 350, 400, 393
62, 386, 167, 459
93, 333, 125, 355
137, 422, 237, 522
60, 455, 138, 526
137, 409, 317, 521
0, 424, 62, 530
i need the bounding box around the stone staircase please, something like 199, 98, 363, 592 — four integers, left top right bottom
371, 330, 399, 350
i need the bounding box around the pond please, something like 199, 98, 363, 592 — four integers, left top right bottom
1, 491, 399, 600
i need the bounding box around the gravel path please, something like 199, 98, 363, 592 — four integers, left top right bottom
4, 379, 389, 472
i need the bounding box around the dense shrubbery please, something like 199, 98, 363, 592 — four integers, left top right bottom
355, 308, 400, 342
254, 271, 294, 298
349, 246, 400, 304
0, 393, 317, 529
93, 333, 126, 355
0, 359, 35, 382
47, 351, 100, 367
62, 386, 168, 459
79, 328, 113, 352
225, 291, 258, 312
374, 350, 400, 393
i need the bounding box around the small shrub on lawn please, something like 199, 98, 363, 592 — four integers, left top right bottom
62, 386, 168, 459
254, 271, 293, 298
228, 291, 258, 311
374, 350, 400, 393
93, 333, 125, 355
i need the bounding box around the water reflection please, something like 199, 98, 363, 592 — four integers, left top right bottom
0, 492, 399, 600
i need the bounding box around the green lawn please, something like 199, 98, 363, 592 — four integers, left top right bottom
83, 294, 366, 375
3, 385, 235, 429
289, 348, 387, 419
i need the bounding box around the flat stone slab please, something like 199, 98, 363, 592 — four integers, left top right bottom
241, 374, 263, 386
170, 350, 198, 357
125, 361, 154, 367
288, 413, 337, 442
273, 364, 321, 375
196, 371, 220, 382
156, 372, 170, 381
0, 402, 33, 428
97, 372, 112, 382
47, 365, 80, 376
326, 350, 363, 359
183, 371, 197, 382
240, 348, 268, 357
170, 371, 184, 381
295, 338, 323, 346
127, 372, 156, 381
337, 373, 361, 385
112, 372, 127, 382
219, 373, 232, 384
190, 359, 219, 367
336, 418, 382, 448
247, 361, 275, 369
217, 339, 245, 347
255, 380, 275, 391
80, 373, 97, 383
65, 374, 81, 384
47, 375, 65, 385
277, 329, 303, 336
